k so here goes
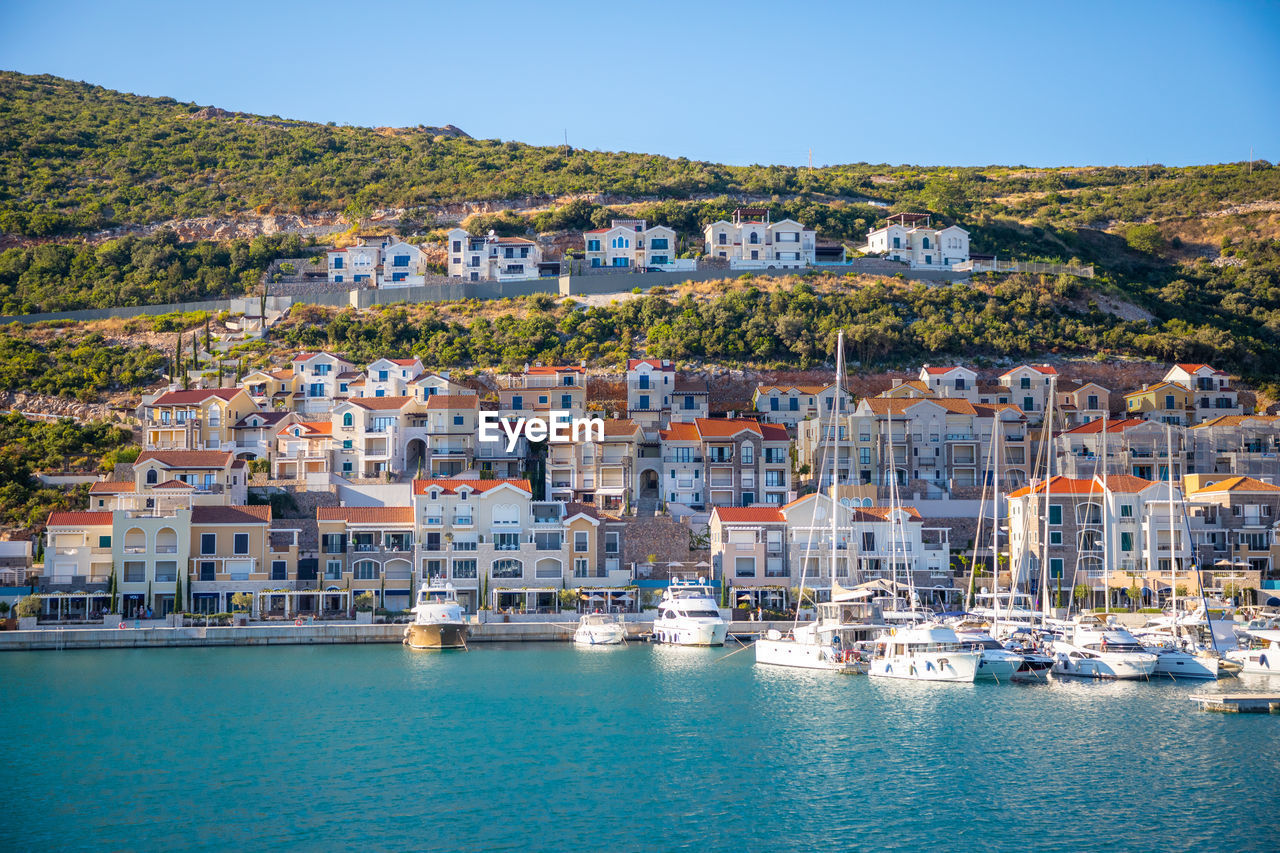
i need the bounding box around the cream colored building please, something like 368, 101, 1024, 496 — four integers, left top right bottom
145, 388, 258, 453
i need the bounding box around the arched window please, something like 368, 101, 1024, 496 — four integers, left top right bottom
343, 412, 353, 427
749, 232, 759, 244
493, 559, 522, 578
145, 469, 158, 485
922, 236, 931, 249
354, 560, 379, 580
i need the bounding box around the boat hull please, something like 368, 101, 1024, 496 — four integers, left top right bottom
573, 625, 626, 646
974, 651, 1023, 682
653, 620, 727, 646
1226, 649, 1280, 676
1151, 649, 1220, 680
404, 622, 468, 650
1011, 656, 1053, 683
1051, 647, 1157, 680
868, 651, 980, 682
754, 638, 866, 673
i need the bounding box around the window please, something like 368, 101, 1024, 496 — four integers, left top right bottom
494, 533, 520, 551
324, 559, 343, 579
1050, 531, 1063, 545
735, 556, 756, 577
146, 469, 158, 485
1165, 395, 1176, 410
98, 535, 111, 548
922, 236, 931, 249
718, 233, 727, 245
1020, 377, 1031, 389
452, 559, 477, 578
1049, 558, 1064, 579
574, 531, 589, 553
860, 448, 872, 465
749, 232, 759, 244
741, 444, 754, 464
639, 395, 649, 410
1049, 504, 1063, 525
271, 560, 287, 580
765, 471, 783, 487
343, 439, 353, 449
393, 255, 409, 268
1120, 532, 1133, 552
322, 533, 345, 554
333, 255, 343, 269
201, 533, 216, 555
605, 532, 619, 554
453, 415, 464, 426
354, 560, 379, 580
199, 561, 215, 581
863, 531, 876, 551
233, 533, 249, 555
1120, 504, 1133, 518
1087, 395, 1099, 410
493, 559, 522, 579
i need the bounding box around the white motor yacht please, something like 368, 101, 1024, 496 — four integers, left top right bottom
652, 578, 728, 646
955, 630, 1025, 682
574, 612, 626, 646
1225, 628, 1280, 676
402, 581, 468, 650
1050, 618, 1158, 680
755, 600, 883, 673
867, 623, 981, 682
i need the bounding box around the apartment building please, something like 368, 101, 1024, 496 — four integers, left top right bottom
779, 493, 952, 595
230, 411, 296, 461
317, 506, 416, 611
659, 418, 791, 509
144, 388, 257, 452
546, 418, 643, 510
291, 353, 357, 415
363, 358, 424, 397
858, 212, 970, 270
1055, 418, 1187, 481
240, 368, 301, 411
415, 394, 481, 477
326, 236, 427, 287
498, 365, 587, 421
133, 450, 248, 505
583, 219, 685, 269
1164, 363, 1246, 422
1186, 415, 1280, 481
703, 208, 815, 269
999, 364, 1058, 418
807, 398, 1030, 495
188, 505, 275, 614
917, 365, 979, 399
626, 358, 675, 423
273, 421, 334, 480
332, 396, 419, 478
474, 415, 530, 480
752, 383, 852, 427
1007, 474, 1192, 609
709, 506, 790, 611
44, 511, 114, 588
1056, 381, 1111, 427
445, 229, 543, 281
411, 478, 623, 613
1185, 476, 1280, 587
1124, 381, 1194, 426
408, 371, 470, 403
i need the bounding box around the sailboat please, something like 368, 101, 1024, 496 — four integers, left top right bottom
755, 331, 880, 674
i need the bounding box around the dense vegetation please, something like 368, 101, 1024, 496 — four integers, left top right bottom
0, 230, 303, 314
2, 72, 1276, 238
271, 271, 1250, 374
0, 414, 135, 531
0, 325, 166, 398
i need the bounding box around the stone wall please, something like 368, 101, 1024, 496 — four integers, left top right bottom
620, 516, 709, 575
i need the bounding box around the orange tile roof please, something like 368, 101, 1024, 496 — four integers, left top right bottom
152, 388, 245, 406
47, 511, 112, 526
278, 421, 332, 437
316, 507, 415, 523
425, 394, 479, 410
659, 422, 700, 442
1008, 474, 1157, 498
601, 419, 642, 437
1000, 364, 1057, 377
922, 366, 965, 375
135, 450, 234, 468
759, 424, 790, 442
192, 505, 271, 524
1173, 363, 1218, 374
152, 480, 195, 490
628, 358, 669, 370
713, 507, 785, 523
694, 417, 762, 439
89, 481, 135, 494
526, 365, 584, 375
387, 358, 420, 366
1191, 476, 1280, 494
1190, 415, 1279, 429
1061, 418, 1147, 435
757, 384, 831, 395
412, 478, 532, 495
348, 396, 414, 410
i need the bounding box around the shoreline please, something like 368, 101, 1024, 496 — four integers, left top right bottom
0, 620, 778, 651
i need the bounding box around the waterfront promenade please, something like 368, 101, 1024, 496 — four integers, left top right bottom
0, 618, 778, 651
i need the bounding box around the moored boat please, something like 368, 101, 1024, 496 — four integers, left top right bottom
652, 577, 728, 646
403, 582, 468, 650
574, 612, 626, 646
868, 623, 981, 682
1050, 618, 1157, 680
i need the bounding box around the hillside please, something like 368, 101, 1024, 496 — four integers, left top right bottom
2, 71, 1278, 239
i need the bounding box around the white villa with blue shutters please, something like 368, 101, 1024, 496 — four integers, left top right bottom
859, 212, 970, 270
327, 235, 428, 287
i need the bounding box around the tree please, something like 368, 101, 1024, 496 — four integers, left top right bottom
230, 591, 253, 612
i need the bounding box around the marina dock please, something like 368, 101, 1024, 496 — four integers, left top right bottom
1188, 693, 1280, 714
0, 620, 780, 652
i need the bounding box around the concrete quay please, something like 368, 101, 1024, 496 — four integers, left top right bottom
0, 620, 778, 651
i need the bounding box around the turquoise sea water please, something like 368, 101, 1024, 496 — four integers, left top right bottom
3, 644, 1278, 852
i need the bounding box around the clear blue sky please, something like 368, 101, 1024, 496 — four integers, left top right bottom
2, 0, 1278, 168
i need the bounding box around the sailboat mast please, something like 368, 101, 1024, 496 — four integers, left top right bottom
992, 417, 1003, 625
830, 332, 843, 593
1101, 413, 1110, 615
1039, 377, 1056, 626
1167, 423, 1177, 623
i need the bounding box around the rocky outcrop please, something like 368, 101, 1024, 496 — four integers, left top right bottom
0, 391, 125, 423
